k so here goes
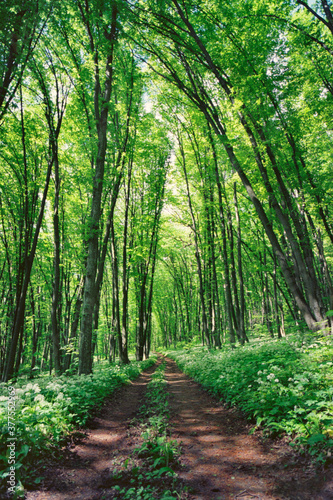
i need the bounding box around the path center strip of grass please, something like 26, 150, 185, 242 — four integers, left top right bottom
107, 359, 187, 500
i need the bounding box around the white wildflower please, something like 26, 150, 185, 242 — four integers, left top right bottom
34, 394, 45, 403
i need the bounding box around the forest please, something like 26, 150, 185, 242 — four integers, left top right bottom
0, 0, 333, 498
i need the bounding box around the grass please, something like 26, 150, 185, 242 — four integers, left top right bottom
166, 332, 333, 464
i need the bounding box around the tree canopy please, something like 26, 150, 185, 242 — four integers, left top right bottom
0, 0, 333, 381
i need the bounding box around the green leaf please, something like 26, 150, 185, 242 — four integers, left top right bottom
307, 433, 326, 445
157, 466, 174, 475
17, 444, 29, 459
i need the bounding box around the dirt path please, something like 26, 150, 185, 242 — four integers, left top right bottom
25, 356, 333, 500
25, 362, 159, 500
165, 357, 333, 500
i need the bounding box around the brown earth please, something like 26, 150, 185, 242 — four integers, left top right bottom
24, 356, 333, 500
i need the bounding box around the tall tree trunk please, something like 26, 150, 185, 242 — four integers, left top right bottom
51, 145, 62, 374
33, 54, 67, 375
227, 204, 242, 341
110, 218, 122, 362
92, 73, 135, 364
207, 126, 235, 343
1, 147, 54, 381
79, 4, 118, 374
121, 158, 133, 364
273, 255, 282, 338
63, 279, 83, 372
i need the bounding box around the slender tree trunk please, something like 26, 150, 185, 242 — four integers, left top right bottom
120, 158, 133, 365
110, 218, 122, 361
79, 5, 118, 374
227, 204, 242, 341
242, 112, 325, 324
207, 126, 235, 343
29, 286, 41, 378
63, 279, 83, 372
2, 153, 54, 381
200, 104, 320, 331
93, 77, 135, 363
233, 183, 247, 343
51, 148, 62, 374
273, 255, 282, 338
263, 242, 273, 337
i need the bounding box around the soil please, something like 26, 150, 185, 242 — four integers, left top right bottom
24, 356, 333, 500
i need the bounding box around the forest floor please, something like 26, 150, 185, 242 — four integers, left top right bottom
25, 356, 333, 500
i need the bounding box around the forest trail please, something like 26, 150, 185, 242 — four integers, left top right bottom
25, 357, 333, 500
25, 361, 160, 500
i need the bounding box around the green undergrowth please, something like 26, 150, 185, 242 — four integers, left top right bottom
166, 333, 333, 464
0, 357, 156, 497
109, 360, 185, 499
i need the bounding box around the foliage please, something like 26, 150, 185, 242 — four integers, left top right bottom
0, 357, 156, 494
166, 334, 333, 463
1, 0, 333, 383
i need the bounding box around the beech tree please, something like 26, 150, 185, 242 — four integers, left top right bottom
73, 0, 119, 375
0, 41, 67, 381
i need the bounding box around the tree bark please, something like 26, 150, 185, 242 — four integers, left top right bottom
233, 183, 247, 343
